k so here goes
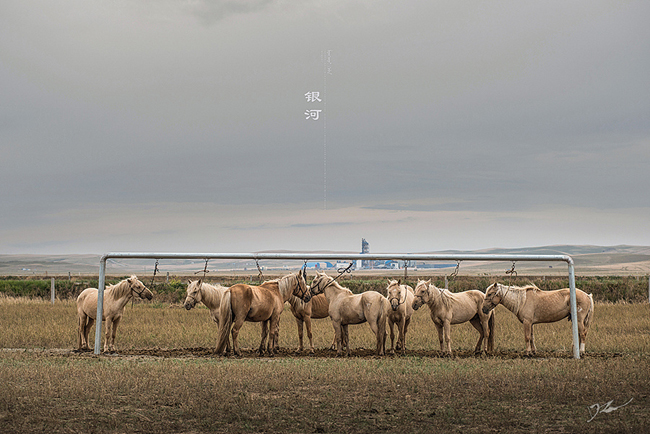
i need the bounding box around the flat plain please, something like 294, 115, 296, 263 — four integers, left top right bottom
1, 293, 648, 433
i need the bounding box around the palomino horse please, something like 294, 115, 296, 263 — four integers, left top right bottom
76, 275, 153, 353
287, 292, 335, 354
412, 279, 494, 355
386, 280, 415, 355
184, 280, 231, 353
215, 270, 311, 357
310, 271, 388, 356
482, 283, 594, 355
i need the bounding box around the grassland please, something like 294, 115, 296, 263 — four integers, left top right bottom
1, 293, 649, 433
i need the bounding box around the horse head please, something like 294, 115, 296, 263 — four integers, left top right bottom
309, 271, 331, 296
386, 279, 406, 311
127, 275, 153, 301
294, 269, 312, 303
184, 279, 202, 310
482, 283, 502, 314
412, 279, 431, 310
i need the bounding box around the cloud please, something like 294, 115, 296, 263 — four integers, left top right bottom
1, 0, 649, 254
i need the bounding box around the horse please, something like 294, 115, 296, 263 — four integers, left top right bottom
481, 282, 594, 356
287, 292, 336, 354
76, 275, 153, 353
184, 280, 231, 353
310, 271, 388, 356
215, 270, 311, 357
385, 279, 415, 355
412, 279, 494, 355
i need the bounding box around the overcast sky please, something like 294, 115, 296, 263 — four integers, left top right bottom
1, 0, 649, 255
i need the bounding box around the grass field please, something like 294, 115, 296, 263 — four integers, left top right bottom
1, 295, 649, 433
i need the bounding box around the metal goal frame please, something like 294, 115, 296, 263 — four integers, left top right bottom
95, 252, 581, 358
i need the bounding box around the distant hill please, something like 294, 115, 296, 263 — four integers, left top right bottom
1, 245, 649, 276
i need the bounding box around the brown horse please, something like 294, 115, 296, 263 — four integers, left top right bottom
215, 271, 310, 356
287, 293, 335, 354
385, 279, 414, 355
310, 271, 388, 356
412, 279, 494, 355
184, 280, 231, 353
482, 282, 594, 355
76, 275, 153, 353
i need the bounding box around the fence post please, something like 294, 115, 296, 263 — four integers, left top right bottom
50, 277, 55, 304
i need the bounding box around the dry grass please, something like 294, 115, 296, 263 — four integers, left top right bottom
0, 297, 649, 433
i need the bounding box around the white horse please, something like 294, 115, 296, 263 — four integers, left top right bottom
413, 279, 494, 355
385, 279, 415, 355
184, 280, 231, 352
482, 282, 594, 355
310, 271, 388, 356
76, 275, 153, 353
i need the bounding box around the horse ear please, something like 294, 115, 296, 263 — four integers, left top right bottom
197, 279, 202, 286
425, 279, 431, 285
397, 279, 401, 285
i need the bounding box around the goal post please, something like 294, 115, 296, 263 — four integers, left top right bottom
95, 252, 580, 359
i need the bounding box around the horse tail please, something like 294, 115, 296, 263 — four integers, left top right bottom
376, 297, 388, 355
487, 309, 495, 353
584, 293, 594, 329
215, 290, 233, 354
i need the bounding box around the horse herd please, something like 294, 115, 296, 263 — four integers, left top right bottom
76, 271, 594, 357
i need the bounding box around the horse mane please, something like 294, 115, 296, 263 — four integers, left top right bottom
322, 276, 352, 295
498, 283, 535, 314
108, 276, 135, 299
436, 286, 455, 310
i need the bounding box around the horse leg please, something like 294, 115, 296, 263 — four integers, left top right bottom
577, 312, 588, 354
294, 317, 304, 353
78, 314, 89, 351
397, 317, 406, 355
85, 318, 95, 351
367, 317, 383, 356
530, 324, 537, 354
231, 315, 246, 357
443, 320, 452, 355
329, 334, 337, 351
103, 318, 113, 353
523, 321, 533, 356
304, 316, 315, 355
388, 319, 396, 354
342, 325, 350, 357
332, 321, 343, 356
401, 317, 411, 354
435, 323, 444, 353
258, 320, 269, 356
110, 316, 121, 353
469, 317, 484, 355
268, 314, 281, 357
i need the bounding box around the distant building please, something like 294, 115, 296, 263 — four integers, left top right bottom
358, 238, 371, 269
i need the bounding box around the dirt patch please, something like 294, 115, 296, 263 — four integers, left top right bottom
13, 346, 623, 360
